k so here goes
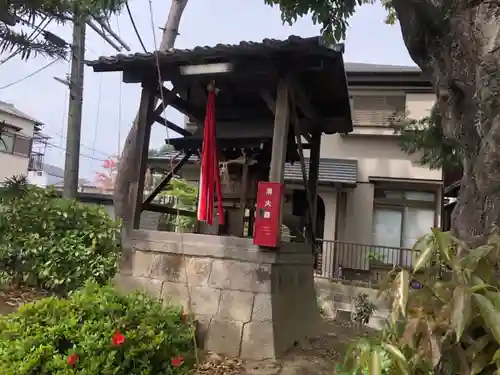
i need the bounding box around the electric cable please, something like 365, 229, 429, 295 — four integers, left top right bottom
46, 141, 107, 162
147, 0, 174, 172
126, 1, 147, 52
115, 13, 123, 157
0, 59, 59, 90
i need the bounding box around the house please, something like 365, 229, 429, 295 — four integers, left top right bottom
0, 101, 44, 183
148, 62, 440, 279
27, 163, 64, 187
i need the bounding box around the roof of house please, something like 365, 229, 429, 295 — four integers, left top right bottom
43, 164, 64, 178
0, 101, 43, 126
285, 158, 358, 185
148, 153, 358, 186
344, 62, 421, 74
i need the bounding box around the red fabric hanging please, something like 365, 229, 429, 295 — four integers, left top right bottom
197, 90, 224, 225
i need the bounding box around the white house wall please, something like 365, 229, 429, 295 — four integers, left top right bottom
0, 111, 36, 183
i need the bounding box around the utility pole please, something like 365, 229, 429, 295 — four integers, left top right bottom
63, 15, 86, 198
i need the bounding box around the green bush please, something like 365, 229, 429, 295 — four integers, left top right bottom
0, 181, 121, 292
342, 230, 500, 375
0, 283, 195, 374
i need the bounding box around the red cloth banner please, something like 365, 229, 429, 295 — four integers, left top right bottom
197, 91, 224, 225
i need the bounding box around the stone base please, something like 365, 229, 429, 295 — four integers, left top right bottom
116, 230, 321, 360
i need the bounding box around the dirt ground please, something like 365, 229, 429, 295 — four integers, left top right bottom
0, 288, 369, 375
196, 319, 372, 375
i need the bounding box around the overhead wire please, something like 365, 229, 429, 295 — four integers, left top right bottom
115, 13, 123, 157
0, 59, 59, 90
147, 0, 174, 172
126, 1, 147, 52
43, 127, 111, 158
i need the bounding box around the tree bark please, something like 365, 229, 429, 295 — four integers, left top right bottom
392, 0, 500, 246
114, 0, 189, 228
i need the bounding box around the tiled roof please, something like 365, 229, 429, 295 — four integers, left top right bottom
344, 62, 420, 73
0, 101, 43, 125
148, 153, 358, 185
86, 36, 343, 71
284, 158, 358, 185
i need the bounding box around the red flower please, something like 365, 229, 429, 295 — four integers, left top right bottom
112, 331, 125, 346
171, 356, 185, 368
67, 353, 79, 366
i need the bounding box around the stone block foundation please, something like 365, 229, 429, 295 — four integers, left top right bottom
116, 230, 321, 360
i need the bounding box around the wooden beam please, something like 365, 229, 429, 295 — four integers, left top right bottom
155, 114, 192, 137
260, 89, 312, 142
307, 129, 321, 237
144, 203, 197, 217
158, 85, 204, 124
238, 159, 249, 237
269, 79, 290, 183
130, 86, 155, 230
141, 152, 193, 208
288, 76, 320, 122
289, 88, 316, 248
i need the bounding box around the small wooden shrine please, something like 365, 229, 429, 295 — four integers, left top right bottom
87, 35, 352, 360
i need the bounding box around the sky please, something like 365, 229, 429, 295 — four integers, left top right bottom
0, 0, 416, 182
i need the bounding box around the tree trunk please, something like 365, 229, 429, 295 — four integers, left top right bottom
392, 0, 500, 246
114, 0, 189, 228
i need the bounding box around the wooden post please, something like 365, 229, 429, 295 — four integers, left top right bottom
307, 129, 321, 238
128, 85, 155, 230
268, 78, 290, 241
269, 78, 290, 183
238, 160, 249, 237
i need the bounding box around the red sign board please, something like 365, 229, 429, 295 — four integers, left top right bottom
253, 181, 284, 248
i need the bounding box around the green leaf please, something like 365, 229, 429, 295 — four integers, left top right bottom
451, 286, 471, 342
413, 242, 434, 272
381, 343, 409, 375
396, 269, 410, 316
473, 293, 500, 344
368, 349, 382, 375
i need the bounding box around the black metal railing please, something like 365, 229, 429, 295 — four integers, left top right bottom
316, 239, 417, 281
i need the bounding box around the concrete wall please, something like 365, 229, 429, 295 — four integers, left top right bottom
314, 277, 390, 330
0, 108, 36, 183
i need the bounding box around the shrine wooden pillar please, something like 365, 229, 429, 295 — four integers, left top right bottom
307, 129, 321, 238
268, 78, 290, 237
128, 84, 155, 230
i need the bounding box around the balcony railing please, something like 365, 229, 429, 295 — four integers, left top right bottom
316, 239, 418, 283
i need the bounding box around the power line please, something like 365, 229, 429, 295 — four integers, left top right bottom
46, 141, 107, 162
43, 127, 111, 157
0, 59, 59, 90
126, 1, 147, 52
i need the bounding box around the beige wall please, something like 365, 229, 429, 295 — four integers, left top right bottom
0, 111, 36, 183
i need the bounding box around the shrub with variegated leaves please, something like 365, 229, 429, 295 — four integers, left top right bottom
342, 229, 500, 375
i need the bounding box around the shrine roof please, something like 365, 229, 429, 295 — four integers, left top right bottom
86, 36, 342, 72
86, 35, 352, 135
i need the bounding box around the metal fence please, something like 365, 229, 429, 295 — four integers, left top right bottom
316, 239, 416, 281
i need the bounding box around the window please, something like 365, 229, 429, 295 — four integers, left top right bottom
0, 133, 14, 153
372, 189, 436, 267
351, 95, 406, 127
0, 132, 31, 157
